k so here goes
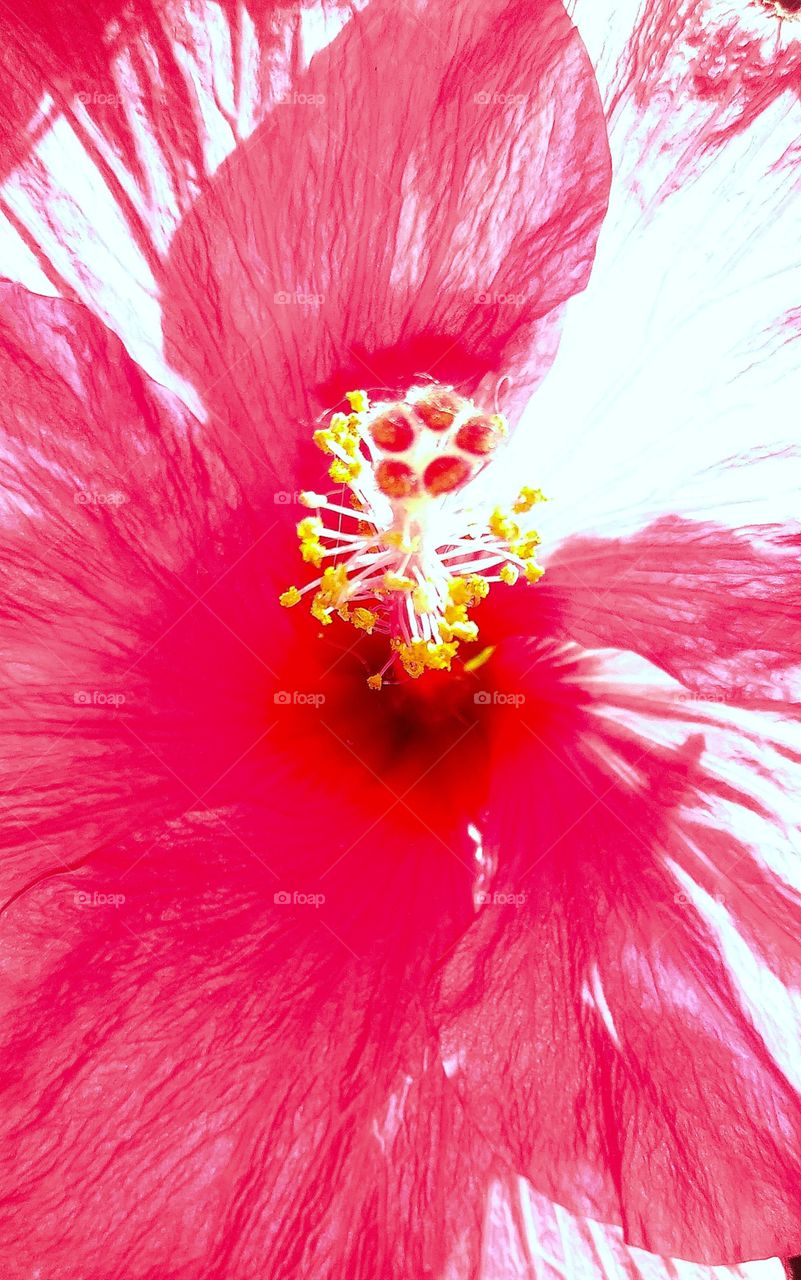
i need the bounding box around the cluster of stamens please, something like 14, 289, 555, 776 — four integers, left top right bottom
279, 386, 546, 689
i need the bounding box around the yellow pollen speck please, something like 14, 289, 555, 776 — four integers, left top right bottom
492, 413, 509, 437
524, 560, 544, 583
352, 607, 377, 633
367, 673, 383, 691
279, 586, 302, 607
500, 563, 519, 586
464, 644, 496, 672
346, 390, 369, 413
513, 486, 546, 513
383, 573, 415, 592
329, 458, 362, 484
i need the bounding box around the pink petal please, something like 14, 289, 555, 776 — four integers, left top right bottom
433, 640, 801, 1263
0, 0, 304, 381
159, 0, 611, 477
0, 282, 300, 902
0, 819, 502, 1279
486, 513, 801, 703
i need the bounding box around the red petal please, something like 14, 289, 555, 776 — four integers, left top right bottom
0, 818, 502, 1278
0, 283, 300, 902
486, 515, 801, 704
160, 0, 611, 478
433, 640, 801, 1262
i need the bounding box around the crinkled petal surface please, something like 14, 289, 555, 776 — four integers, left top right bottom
434, 640, 801, 1263
430, 0, 801, 1260
3, 0, 801, 1273
160, 0, 612, 463
0, 284, 492, 1276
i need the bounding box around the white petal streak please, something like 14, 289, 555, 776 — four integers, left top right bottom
480, 1177, 787, 1280
504, 2, 801, 543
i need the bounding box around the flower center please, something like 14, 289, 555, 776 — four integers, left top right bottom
279, 385, 546, 688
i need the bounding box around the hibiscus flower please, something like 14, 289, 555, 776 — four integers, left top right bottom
1, 0, 800, 1277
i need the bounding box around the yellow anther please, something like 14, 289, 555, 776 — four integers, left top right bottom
367, 673, 383, 691
346, 390, 369, 413
311, 595, 333, 625
352, 607, 377, 633
320, 565, 348, 599
299, 491, 325, 507
329, 412, 350, 433
335, 429, 360, 458
279, 586, 302, 607
300, 540, 323, 567
383, 531, 419, 553
412, 583, 436, 615
489, 508, 520, 542
297, 517, 323, 540
466, 575, 490, 602
440, 619, 478, 643
426, 641, 458, 670
383, 572, 415, 592
511, 531, 541, 559
524, 560, 544, 583
313, 428, 335, 454
499, 563, 519, 586
443, 600, 468, 625
513, 486, 546, 513
329, 458, 362, 484
447, 578, 470, 606
397, 639, 457, 676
